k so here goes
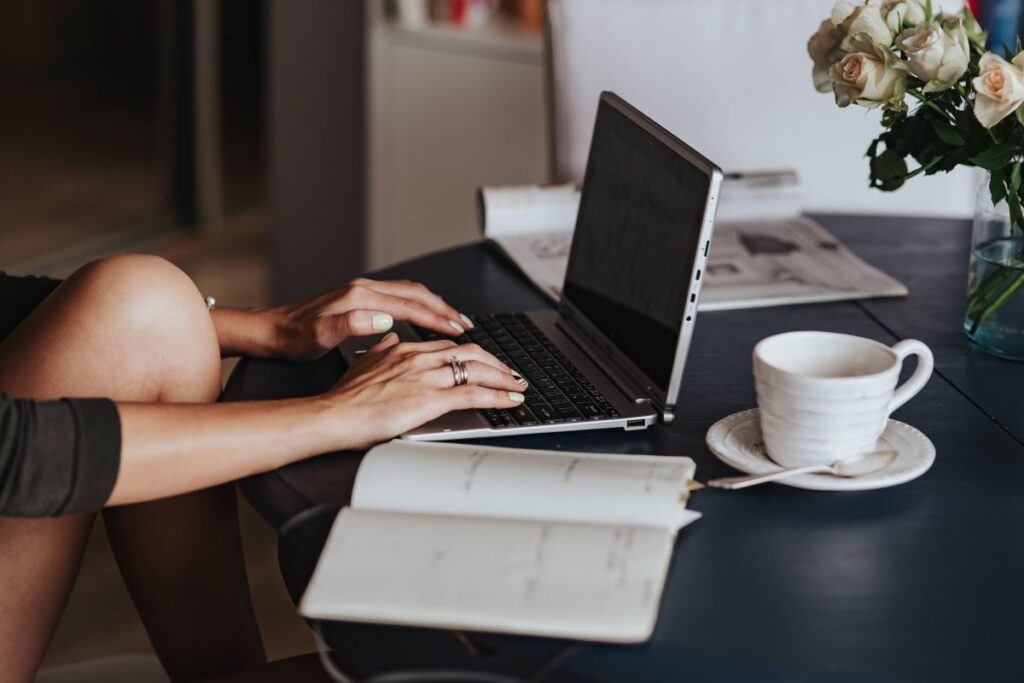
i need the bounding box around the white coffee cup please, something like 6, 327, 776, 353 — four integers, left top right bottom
752, 331, 933, 468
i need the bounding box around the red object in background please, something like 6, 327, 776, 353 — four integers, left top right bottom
967, 0, 981, 16
451, 0, 466, 24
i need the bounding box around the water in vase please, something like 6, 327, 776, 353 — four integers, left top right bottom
964, 237, 1024, 361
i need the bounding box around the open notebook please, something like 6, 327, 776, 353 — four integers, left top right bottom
300, 440, 700, 643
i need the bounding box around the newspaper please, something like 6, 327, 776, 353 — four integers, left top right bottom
477, 175, 906, 311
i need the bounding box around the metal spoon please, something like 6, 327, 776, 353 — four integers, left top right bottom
707, 450, 899, 490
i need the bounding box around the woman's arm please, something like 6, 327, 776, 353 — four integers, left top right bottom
109, 334, 524, 506
111, 397, 337, 505
210, 277, 476, 361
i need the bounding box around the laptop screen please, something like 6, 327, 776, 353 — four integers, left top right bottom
562, 98, 711, 391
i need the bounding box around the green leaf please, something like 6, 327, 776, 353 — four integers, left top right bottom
991, 169, 1008, 204
1008, 188, 1023, 228
931, 124, 966, 146
971, 142, 1020, 170
925, 109, 966, 146
866, 138, 880, 159
871, 149, 908, 191
1013, 161, 1022, 192
925, 0, 933, 21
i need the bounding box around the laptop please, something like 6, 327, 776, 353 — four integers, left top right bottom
342, 92, 722, 440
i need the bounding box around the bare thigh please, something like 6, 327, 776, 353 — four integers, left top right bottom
0, 255, 263, 682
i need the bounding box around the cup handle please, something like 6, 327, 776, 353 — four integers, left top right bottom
887, 339, 934, 416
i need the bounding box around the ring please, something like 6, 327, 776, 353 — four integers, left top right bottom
449, 356, 469, 387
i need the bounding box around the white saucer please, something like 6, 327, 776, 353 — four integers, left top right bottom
705, 408, 935, 491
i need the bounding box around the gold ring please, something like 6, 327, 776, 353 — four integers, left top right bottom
449, 356, 469, 387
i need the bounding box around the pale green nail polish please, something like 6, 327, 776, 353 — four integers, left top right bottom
460, 313, 475, 329
372, 313, 394, 331
515, 377, 528, 388
508, 392, 525, 403
510, 369, 523, 378
449, 320, 466, 334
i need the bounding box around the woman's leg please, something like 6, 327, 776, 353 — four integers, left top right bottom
0, 255, 264, 682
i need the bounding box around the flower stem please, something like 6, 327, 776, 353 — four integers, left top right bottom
900, 156, 943, 181
969, 270, 1024, 335
907, 89, 956, 123
967, 265, 1012, 311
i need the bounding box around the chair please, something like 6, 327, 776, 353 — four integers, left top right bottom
546, 0, 976, 216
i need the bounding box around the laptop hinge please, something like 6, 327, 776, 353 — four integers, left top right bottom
555, 306, 665, 416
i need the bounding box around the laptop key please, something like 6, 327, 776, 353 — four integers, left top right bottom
509, 406, 540, 426
576, 403, 606, 419
532, 404, 563, 423
484, 409, 515, 428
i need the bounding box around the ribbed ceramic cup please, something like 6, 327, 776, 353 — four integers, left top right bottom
753, 331, 933, 468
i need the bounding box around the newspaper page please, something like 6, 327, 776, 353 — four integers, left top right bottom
477, 180, 906, 311
697, 216, 906, 311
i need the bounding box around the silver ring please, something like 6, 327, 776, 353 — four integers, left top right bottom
449, 356, 469, 387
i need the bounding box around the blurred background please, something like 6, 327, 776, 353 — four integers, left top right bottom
2, 0, 548, 666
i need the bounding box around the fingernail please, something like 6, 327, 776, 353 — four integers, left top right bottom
448, 320, 466, 334
510, 369, 524, 379
372, 312, 394, 331
460, 313, 475, 329
382, 331, 398, 342
514, 376, 528, 388
508, 392, 525, 403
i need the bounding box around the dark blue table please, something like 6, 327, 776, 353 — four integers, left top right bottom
225, 215, 1024, 682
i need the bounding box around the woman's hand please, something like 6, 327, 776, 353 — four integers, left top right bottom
112, 334, 526, 506
322, 334, 526, 449
211, 278, 475, 361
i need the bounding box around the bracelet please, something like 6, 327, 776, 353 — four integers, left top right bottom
204, 295, 216, 311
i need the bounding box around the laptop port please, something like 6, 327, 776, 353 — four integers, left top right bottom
625, 419, 646, 430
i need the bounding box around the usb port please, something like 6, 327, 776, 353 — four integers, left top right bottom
625, 418, 645, 430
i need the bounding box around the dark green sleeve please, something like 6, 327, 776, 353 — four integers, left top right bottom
0, 271, 62, 341
0, 396, 121, 516
0, 272, 123, 517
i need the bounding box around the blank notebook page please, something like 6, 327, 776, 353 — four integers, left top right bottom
300, 507, 682, 643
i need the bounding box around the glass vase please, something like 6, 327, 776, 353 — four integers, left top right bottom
963, 180, 1024, 361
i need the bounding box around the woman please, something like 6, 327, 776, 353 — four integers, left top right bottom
0, 254, 523, 682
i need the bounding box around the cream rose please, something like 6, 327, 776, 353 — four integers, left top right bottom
972, 52, 1024, 128
830, 34, 908, 109
835, 2, 896, 51
939, 8, 986, 47
882, 0, 927, 32
897, 21, 969, 92
808, 18, 846, 92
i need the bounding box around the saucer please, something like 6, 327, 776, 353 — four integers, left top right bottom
705, 408, 935, 491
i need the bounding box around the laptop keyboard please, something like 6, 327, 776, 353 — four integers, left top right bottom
415, 312, 619, 429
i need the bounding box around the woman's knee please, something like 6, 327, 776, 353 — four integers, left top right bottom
70, 254, 222, 400
0, 254, 221, 402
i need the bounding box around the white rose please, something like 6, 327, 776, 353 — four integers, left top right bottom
882, 0, 927, 32
837, 2, 896, 51
897, 21, 969, 92
940, 8, 986, 47
808, 18, 846, 92
831, 1, 859, 26
831, 34, 908, 109
972, 52, 1024, 128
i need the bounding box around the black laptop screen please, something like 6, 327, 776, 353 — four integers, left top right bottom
562, 99, 710, 391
